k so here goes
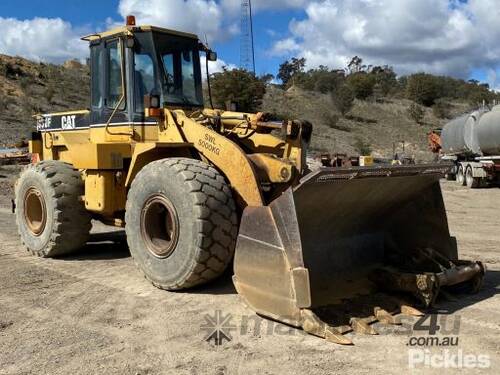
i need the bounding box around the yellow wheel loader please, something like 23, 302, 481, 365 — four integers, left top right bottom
15, 17, 484, 344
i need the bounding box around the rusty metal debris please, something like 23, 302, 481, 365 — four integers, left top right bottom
0, 150, 29, 165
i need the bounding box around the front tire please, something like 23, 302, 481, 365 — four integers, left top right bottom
125, 158, 238, 290
15, 161, 91, 257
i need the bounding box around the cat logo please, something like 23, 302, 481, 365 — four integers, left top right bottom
61, 115, 77, 130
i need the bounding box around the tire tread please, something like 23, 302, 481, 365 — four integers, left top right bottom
127, 158, 238, 290
15, 161, 91, 257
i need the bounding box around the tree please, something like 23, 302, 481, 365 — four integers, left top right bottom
347, 56, 366, 74
210, 68, 267, 112
408, 102, 425, 125
332, 84, 355, 116
277, 57, 306, 87
406, 73, 440, 106
371, 66, 397, 96
293, 66, 345, 94
260, 74, 275, 84
346, 73, 376, 100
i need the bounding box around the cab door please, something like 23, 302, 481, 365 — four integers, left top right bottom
90, 39, 130, 126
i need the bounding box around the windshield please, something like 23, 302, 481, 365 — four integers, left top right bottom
160, 50, 199, 105
133, 31, 204, 111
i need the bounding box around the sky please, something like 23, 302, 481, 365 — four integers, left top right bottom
0, 0, 499, 89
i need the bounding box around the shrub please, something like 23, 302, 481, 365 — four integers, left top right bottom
408, 102, 425, 124
346, 73, 376, 100
19, 77, 32, 94
0, 93, 6, 110
323, 112, 351, 132
45, 85, 56, 104
354, 137, 372, 155
332, 84, 355, 116
432, 99, 450, 119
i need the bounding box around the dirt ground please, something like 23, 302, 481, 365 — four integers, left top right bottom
0, 165, 498, 374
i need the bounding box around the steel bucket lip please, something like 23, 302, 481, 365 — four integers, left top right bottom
297, 163, 453, 187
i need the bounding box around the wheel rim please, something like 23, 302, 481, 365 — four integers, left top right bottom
140, 194, 179, 258
457, 167, 464, 184
23, 187, 47, 236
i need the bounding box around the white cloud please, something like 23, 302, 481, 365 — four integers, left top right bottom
221, 0, 310, 14
4, 0, 500, 91
271, 37, 300, 56
0, 17, 88, 63
200, 55, 237, 75
118, 1, 312, 42
118, 0, 233, 44
272, 0, 500, 87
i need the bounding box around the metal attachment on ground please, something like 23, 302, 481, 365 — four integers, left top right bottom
301, 310, 353, 345
374, 307, 400, 325
400, 304, 425, 317
349, 318, 378, 335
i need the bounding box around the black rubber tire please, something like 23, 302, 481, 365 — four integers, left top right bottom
465, 166, 481, 189
15, 160, 91, 257
125, 158, 238, 290
456, 165, 466, 186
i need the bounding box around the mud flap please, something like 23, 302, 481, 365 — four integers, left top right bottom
233, 164, 485, 344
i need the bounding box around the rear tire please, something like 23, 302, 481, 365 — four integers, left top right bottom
15, 160, 91, 257
125, 158, 238, 290
465, 166, 481, 188
456, 164, 466, 186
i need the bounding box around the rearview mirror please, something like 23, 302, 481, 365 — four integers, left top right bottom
207, 51, 218, 62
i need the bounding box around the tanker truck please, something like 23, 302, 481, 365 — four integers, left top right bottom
430, 105, 500, 188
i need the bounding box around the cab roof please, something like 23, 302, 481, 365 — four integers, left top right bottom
81, 25, 199, 42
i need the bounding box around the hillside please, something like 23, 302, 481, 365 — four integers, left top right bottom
262, 85, 471, 162
0, 54, 89, 146
0, 54, 472, 161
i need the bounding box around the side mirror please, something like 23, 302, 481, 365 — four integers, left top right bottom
207, 51, 218, 62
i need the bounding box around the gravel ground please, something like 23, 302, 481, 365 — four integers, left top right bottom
0, 166, 498, 374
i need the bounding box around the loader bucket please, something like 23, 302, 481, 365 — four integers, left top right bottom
233, 164, 484, 344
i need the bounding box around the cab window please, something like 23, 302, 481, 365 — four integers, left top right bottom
91, 46, 104, 108
134, 53, 156, 112
107, 40, 125, 109
181, 51, 197, 103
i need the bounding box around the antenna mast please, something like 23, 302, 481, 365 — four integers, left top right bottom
240, 0, 256, 74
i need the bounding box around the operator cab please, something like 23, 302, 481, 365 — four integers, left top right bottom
82, 16, 216, 125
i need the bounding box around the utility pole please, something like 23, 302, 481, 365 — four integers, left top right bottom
240, 0, 256, 74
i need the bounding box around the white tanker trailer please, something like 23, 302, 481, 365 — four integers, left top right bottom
437, 105, 500, 188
